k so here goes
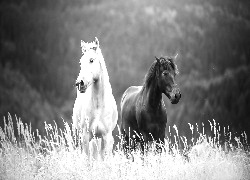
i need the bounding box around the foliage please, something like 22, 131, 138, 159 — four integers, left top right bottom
0, 0, 250, 142
0, 65, 57, 134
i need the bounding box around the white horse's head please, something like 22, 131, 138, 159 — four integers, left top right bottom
76, 37, 103, 93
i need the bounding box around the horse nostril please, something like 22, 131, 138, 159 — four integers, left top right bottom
175, 92, 181, 99
80, 80, 84, 86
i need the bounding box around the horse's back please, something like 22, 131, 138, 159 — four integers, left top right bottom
121, 86, 142, 107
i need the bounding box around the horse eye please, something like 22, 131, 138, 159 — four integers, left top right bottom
90, 58, 94, 63
163, 71, 168, 76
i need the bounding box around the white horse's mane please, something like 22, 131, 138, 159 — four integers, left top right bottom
96, 47, 113, 97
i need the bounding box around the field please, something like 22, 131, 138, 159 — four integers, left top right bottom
1, 115, 250, 180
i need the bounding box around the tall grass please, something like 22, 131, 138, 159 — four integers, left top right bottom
0, 114, 250, 180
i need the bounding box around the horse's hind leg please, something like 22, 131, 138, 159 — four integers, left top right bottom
121, 132, 136, 161
122, 130, 137, 158
121, 130, 130, 153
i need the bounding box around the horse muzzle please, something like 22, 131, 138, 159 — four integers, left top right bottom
168, 88, 181, 104
75, 80, 87, 93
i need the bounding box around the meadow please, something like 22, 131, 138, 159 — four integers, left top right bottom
1, 114, 250, 180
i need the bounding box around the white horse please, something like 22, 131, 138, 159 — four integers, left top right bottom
72, 37, 118, 160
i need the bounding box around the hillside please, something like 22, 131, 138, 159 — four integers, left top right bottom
0, 0, 250, 144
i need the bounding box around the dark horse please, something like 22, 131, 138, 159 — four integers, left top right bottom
120, 56, 181, 153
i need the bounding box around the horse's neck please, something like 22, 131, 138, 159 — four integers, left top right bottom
91, 74, 105, 108
91, 58, 111, 108
141, 81, 162, 110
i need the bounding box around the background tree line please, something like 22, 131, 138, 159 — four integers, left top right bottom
0, 0, 249, 144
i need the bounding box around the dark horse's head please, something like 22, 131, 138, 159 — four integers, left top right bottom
154, 55, 181, 104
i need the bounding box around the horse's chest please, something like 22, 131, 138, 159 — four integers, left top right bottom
77, 93, 100, 115
80, 102, 113, 135
139, 109, 167, 133
75, 95, 99, 121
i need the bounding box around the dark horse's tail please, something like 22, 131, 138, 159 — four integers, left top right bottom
120, 90, 127, 129
120, 88, 130, 137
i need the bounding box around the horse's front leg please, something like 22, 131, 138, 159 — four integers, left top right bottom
100, 132, 114, 160
154, 134, 165, 154
89, 138, 101, 160
80, 130, 90, 158
139, 131, 149, 154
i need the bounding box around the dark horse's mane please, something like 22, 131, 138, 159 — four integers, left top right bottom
142, 56, 178, 90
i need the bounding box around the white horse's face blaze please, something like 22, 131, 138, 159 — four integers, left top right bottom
76, 39, 101, 93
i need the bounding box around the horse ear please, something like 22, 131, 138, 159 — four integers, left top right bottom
81, 40, 86, 53
92, 37, 99, 51
174, 53, 178, 60
155, 56, 160, 63
94, 37, 99, 47
81, 40, 85, 47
